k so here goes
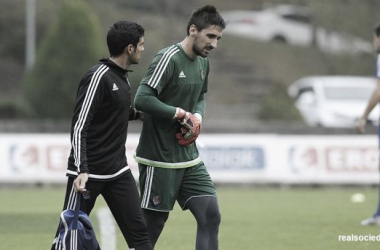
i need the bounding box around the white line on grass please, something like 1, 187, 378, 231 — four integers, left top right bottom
96, 206, 116, 250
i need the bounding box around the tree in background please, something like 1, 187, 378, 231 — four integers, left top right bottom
1, 0, 378, 123
23, 0, 105, 118
257, 85, 303, 121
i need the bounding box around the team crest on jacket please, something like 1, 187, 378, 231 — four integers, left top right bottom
201, 70, 205, 80
152, 195, 161, 206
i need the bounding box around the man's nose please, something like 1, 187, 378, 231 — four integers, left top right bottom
211, 39, 218, 49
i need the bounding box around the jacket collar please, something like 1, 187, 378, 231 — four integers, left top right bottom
99, 58, 132, 77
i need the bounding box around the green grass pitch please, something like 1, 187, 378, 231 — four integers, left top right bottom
1, 186, 380, 250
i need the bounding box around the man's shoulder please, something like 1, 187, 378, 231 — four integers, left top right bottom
85, 62, 110, 76
155, 44, 181, 59
80, 63, 112, 86
158, 44, 180, 53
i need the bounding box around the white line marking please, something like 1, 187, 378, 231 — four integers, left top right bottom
96, 207, 116, 250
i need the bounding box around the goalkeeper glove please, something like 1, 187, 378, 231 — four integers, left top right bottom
174, 107, 201, 145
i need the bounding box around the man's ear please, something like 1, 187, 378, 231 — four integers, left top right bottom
189, 24, 198, 37
125, 44, 134, 55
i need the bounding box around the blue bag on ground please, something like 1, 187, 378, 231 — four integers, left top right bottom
52, 193, 100, 250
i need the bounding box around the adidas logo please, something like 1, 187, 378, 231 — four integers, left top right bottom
112, 83, 119, 91
179, 71, 186, 78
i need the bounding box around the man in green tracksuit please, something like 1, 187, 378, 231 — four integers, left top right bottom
134, 5, 226, 250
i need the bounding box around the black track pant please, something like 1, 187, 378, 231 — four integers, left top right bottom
51, 170, 152, 250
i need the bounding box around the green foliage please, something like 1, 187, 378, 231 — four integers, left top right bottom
0, 0, 26, 63
23, 0, 105, 118
0, 99, 26, 119
257, 85, 303, 121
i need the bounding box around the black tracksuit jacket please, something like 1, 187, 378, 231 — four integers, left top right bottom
66, 58, 138, 180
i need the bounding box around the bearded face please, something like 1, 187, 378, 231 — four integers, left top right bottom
191, 25, 223, 58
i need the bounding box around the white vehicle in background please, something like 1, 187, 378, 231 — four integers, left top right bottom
221, 4, 373, 55
287, 76, 378, 128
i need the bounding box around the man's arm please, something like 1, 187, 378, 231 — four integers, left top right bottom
70, 73, 104, 193
134, 83, 198, 137
135, 47, 197, 121
192, 59, 209, 125
129, 106, 143, 120
356, 78, 380, 133
193, 93, 206, 126
72, 72, 105, 174
134, 84, 178, 119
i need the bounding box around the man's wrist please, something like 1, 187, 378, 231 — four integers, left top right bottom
174, 107, 187, 120
194, 113, 202, 122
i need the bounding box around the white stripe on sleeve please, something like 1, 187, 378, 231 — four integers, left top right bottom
72, 64, 109, 171
147, 46, 179, 89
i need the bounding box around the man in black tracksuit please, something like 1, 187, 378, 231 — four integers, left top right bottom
51, 21, 152, 250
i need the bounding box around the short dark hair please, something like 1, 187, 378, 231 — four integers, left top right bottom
374, 22, 380, 37
186, 5, 226, 36
107, 21, 145, 57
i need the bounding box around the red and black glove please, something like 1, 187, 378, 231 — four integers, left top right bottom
176, 126, 198, 146
174, 108, 201, 146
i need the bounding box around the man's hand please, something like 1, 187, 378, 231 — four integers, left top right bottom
355, 118, 367, 134
135, 110, 145, 121
174, 107, 188, 120
174, 107, 201, 145
174, 108, 201, 137
73, 173, 89, 193
130, 107, 145, 121
176, 127, 198, 146
179, 113, 201, 139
